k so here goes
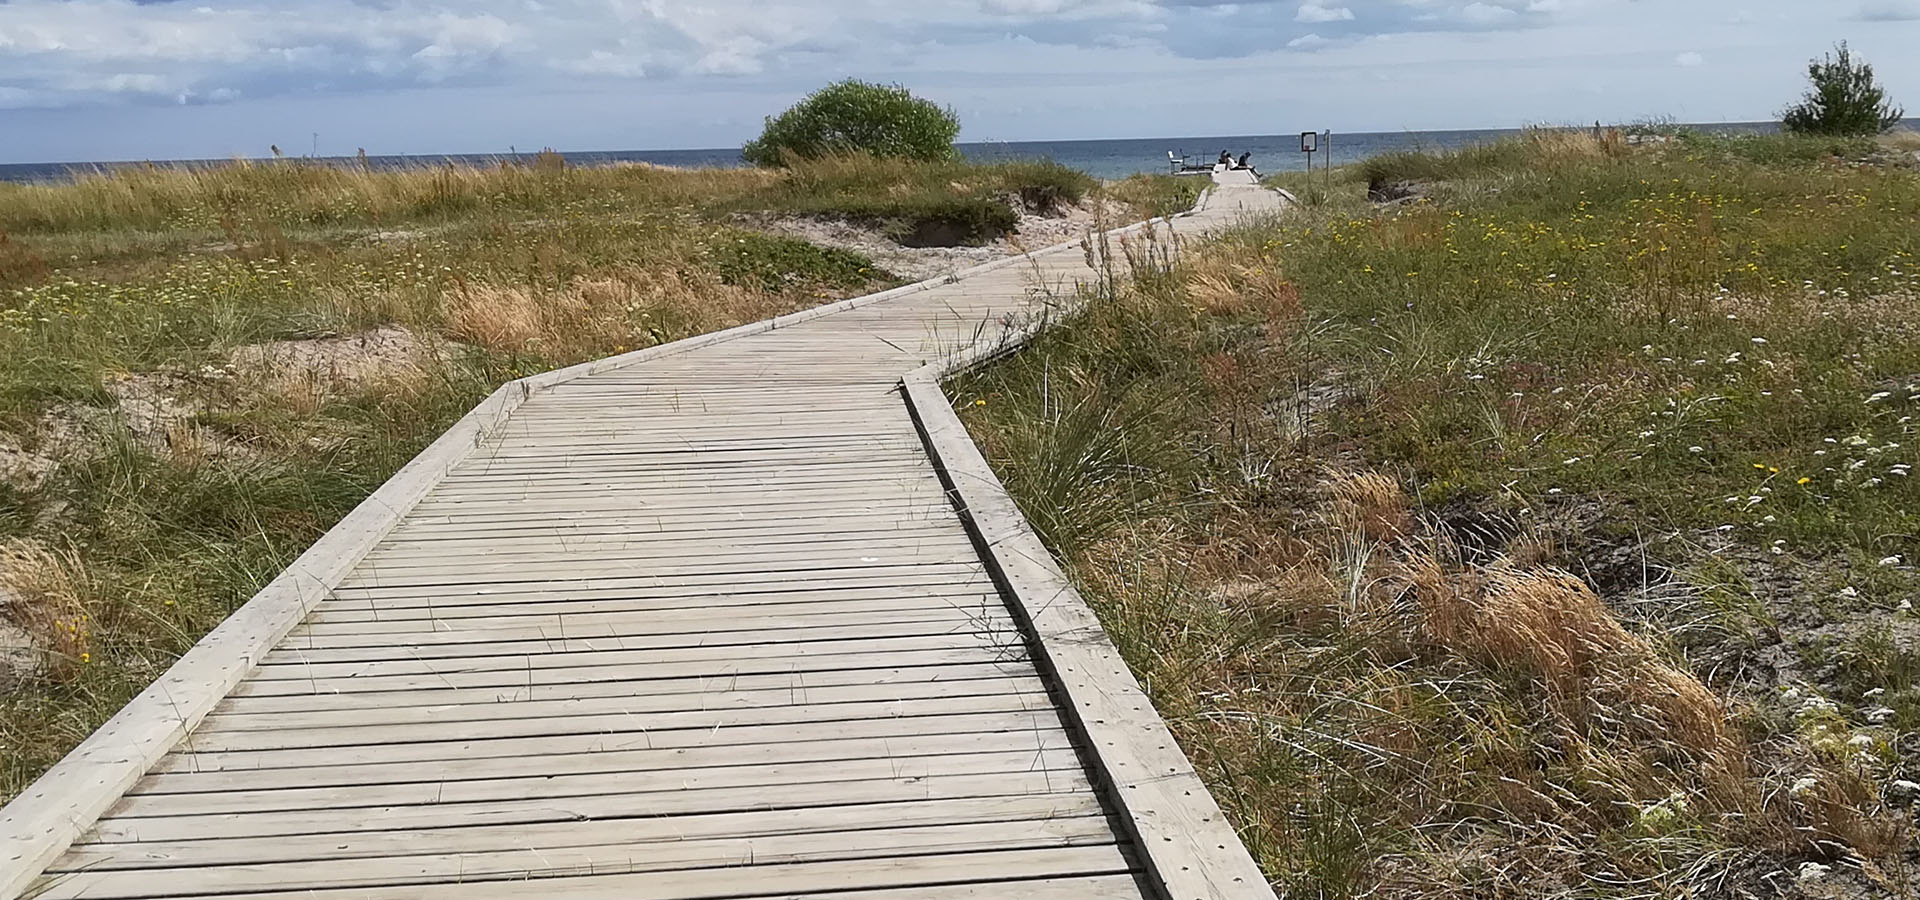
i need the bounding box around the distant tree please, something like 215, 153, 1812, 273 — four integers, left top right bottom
1780, 42, 1904, 136
743, 80, 959, 167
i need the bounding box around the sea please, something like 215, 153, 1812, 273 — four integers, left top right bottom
0, 121, 1846, 184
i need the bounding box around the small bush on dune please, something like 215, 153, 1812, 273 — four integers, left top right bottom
743, 80, 960, 168
1106, 174, 1204, 219
1781, 42, 1904, 137
707, 232, 889, 291
760, 155, 1092, 246
992, 160, 1098, 214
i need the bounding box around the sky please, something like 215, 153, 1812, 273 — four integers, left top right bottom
0, 0, 1917, 163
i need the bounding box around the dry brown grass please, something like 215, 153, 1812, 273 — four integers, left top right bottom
0, 159, 780, 235
1183, 256, 1303, 326
1331, 471, 1411, 545
0, 231, 49, 288
1523, 126, 1629, 164
0, 540, 93, 680
1880, 128, 1920, 152
444, 282, 543, 350
1405, 553, 1734, 760
443, 270, 791, 357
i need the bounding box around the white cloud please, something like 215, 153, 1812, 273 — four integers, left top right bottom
1297, 3, 1356, 23
1675, 51, 1704, 67
3, 0, 1918, 163
0, 0, 828, 109
1856, 0, 1920, 20
1459, 2, 1520, 26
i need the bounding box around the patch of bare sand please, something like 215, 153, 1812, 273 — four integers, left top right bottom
1, 328, 451, 489
1, 407, 101, 490
0, 613, 39, 689
752, 197, 1133, 283
228, 326, 450, 388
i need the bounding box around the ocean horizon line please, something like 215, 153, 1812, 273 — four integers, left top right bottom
5, 118, 1912, 184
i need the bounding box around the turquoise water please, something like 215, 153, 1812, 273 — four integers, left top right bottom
0, 121, 1824, 184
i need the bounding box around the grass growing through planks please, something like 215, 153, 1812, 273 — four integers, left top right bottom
956, 130, 1920, 897
0, 152, 1151, 800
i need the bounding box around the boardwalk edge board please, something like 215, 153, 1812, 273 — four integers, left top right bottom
0, 182, 1284, 900
897, 208, 1276, 896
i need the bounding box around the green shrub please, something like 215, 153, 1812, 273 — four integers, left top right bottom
1678, 130, 1877, 165
707, 232, 890, 291
1781, 42, 1904, 137
1106, 174, 1204, 219
992, 160, 1097, 213
743, 80, 960, 167
750, 156, 1091, 246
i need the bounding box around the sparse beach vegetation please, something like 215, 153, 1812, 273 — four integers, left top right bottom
959, 129, 1920, 896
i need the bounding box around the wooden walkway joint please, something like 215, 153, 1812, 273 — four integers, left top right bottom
2, 176, 1287, 900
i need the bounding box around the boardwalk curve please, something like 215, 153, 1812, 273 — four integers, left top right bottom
2, 177, 1286, 900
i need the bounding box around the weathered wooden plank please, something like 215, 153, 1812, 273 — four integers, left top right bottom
306, 587, 1000, 623
86, 768, 1098, 843
55, 847, 1141, 900
110, 747, 1088, 818
37, 819, 1119, 898
347, 537, 980, 574
227, 647, 1019, 697
333, 556, 985, 591
286, 603, 1003, 645
259, 615, 1019, 664
401, 487, 950, 517
136, 727, 1078, 794
154, 709, 1074, 775
371, 519, 963, 548
211, 661, 1026, 715
58, 795, 1107, 872
175, 692, 1058, 752
247, 633, 1023, 682
199, 674, 1047, 732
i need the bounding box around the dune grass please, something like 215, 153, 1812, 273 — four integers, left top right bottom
956, 131, 1920, 896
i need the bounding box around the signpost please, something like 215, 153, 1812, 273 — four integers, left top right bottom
1300, 131, 1317, 176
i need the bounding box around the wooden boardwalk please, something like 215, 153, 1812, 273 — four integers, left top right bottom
2, 179, 1285, 900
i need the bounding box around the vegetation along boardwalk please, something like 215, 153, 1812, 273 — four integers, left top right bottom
1, 175, 1286, 900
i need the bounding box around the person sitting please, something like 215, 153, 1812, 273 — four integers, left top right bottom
1235, 151, 1252, 169
1217, 150, 1232, 167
